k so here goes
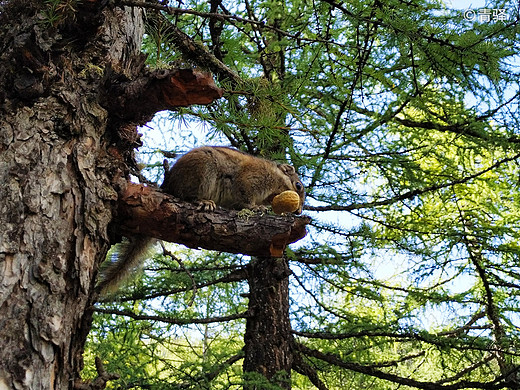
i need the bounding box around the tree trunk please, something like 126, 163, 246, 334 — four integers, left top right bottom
243, 257, 294, 389
0, 2, 145, 388
0, 3, 143, 388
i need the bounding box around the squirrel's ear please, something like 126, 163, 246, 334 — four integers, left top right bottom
278, 164, 296, 175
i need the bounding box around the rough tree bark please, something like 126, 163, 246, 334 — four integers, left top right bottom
0, 2, 224, 389
243, 257, 294, 390
0, 3, 144, 389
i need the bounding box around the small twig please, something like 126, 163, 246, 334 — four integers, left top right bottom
160, 242, 197, 306
120, 0, 346, 47
95, 307, 247, 324
74, 357, 119, 390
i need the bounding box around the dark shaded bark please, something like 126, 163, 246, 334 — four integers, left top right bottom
243, 257, 294, 389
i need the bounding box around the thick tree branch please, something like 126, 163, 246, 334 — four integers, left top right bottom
104, 68, 223, 123
74, 357, 120, 390
293, 352, 329, 390
115, 183, 310, 257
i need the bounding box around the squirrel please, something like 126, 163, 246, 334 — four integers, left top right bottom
97, 146, 305, 294
161, 146, 305, 213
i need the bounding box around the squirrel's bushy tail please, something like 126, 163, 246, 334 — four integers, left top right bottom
97, 235, 155, 294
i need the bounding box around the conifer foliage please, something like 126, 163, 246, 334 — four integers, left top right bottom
24, 0, 520, 388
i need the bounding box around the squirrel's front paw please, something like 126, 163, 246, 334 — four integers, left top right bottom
250, 205, 269, 213
197, 199, 217, 211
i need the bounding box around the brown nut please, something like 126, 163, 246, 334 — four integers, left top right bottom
272, 190, 300, 214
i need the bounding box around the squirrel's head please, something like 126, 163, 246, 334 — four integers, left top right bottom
278, 164, 305, 214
